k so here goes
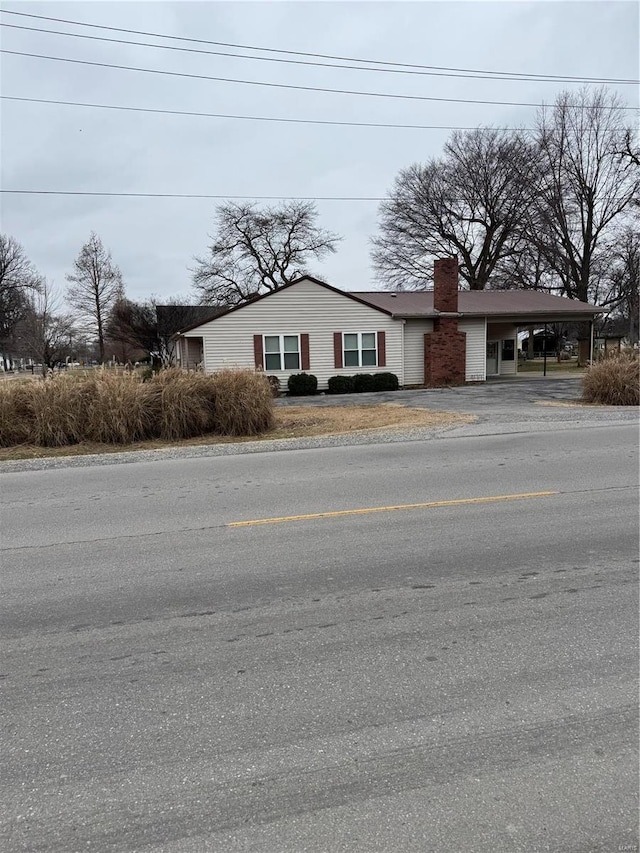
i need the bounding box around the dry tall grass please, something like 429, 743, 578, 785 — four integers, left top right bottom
0, 381, 33, 446
211, 368, 274, 435
85, 372, 156, 444
150, 368, 216, 440
29, 376, 90, 446
0, 368, 273, 447
582, 351, 639, 406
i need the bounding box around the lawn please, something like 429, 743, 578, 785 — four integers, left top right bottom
518, 358, 584, 373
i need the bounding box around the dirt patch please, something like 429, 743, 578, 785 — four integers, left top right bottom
272, 404, 472, 437
0, 404, 473, 461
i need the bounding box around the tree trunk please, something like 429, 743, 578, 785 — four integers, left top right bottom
577, 326, 591, 367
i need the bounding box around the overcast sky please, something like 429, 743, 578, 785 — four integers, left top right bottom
1, 0, 638, 303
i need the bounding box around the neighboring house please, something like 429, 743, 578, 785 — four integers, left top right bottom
174, 259, 603, 388
596, 313, 639, 348
156, 305, 225, 367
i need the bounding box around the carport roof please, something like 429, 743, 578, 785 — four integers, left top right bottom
356, 289, 604, 321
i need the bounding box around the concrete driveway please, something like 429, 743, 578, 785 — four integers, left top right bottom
276, 376, 638, 440
276, 377, 585, 413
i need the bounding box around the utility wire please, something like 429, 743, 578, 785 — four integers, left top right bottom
1, 95, 532, 131
0, 190, 386, 201
3, 21, 637, 85
3, 50, 637, 109
5, 94, 632, 134
1, 7, 636, 84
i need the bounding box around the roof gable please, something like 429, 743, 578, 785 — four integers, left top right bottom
175, 276, 394, 334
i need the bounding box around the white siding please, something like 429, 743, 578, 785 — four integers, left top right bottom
500, 350, 517, 375
182, 279, 402, 389
403, 319, 434, 385
459, 318, 486, 382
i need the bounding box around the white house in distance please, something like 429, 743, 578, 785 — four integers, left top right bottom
174, 258, 603, 389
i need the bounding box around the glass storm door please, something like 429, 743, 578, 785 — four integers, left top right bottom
486, 341, 499, 375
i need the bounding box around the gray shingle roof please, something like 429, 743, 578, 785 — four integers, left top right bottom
355, 289, 603, 318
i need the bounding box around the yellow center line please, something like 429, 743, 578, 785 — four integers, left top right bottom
227, 490, 559, 528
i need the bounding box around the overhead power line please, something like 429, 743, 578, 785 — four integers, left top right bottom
3, 21, 637, 85
0, 95, 532, 131
0, 7, 636, 85
3, 50, 637, 110
0, 190, 386, 201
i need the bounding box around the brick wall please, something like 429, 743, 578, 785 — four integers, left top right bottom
423, 257, 467, 386
433, 257, 459, 313
424, 319, 467, 386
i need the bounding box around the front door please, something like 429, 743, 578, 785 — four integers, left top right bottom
486, 341, 499, 375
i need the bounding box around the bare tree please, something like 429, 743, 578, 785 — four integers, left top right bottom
488, 239, 560, 293
532, 87, 639, 306
17, 281, 76, 374
372, 128, 537, 291
192, 201, 341, 306
104, 295, 153, 364
600, 224, 640, 343
0, 234, 42, 368
66, 233, 123, 363
619, 128, 640, 171
105, 297, 220, 367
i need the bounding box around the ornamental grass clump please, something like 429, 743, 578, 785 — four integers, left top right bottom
0, 367, 275, 447
582, 351, 639, 406
210, 368, 274, 436
0, 380, 33, 446
29, 373, 91, 446
148, 368, 216, 440
83, 371, 155, 444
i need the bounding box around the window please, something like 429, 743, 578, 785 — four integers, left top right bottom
264, 335, 300, 371
501, 339, 515, 362
343, 332, 377, 368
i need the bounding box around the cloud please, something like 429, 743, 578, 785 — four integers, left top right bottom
1, 0, 637, 302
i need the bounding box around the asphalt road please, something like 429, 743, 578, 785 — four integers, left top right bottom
1, 419, 639, 852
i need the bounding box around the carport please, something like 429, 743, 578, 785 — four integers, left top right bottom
358, 284, 604, 385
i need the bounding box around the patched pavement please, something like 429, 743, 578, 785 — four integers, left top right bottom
276, 377, 586, 413
276, 377, 639, 437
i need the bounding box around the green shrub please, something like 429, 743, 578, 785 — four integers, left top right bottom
352, 373, 376, 393
287, 372, 318, 396
328, 375, 355, 394
372, 372, 400, 391
582, 352, 639, 406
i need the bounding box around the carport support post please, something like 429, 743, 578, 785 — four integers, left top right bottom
543, 324, 548, 377
589, 320, 594, 365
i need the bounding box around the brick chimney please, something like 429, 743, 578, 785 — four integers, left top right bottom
424, 257, 466, 387
433, 257, 459, 313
